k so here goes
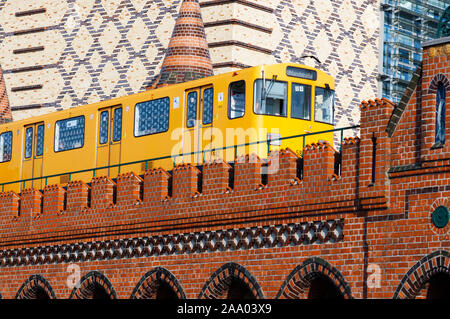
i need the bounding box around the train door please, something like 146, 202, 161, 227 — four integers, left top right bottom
183, 85, 214, 164
96, 105, 123, 178
21, 122, 45, 190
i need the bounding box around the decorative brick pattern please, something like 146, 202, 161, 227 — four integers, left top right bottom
0, 64, 11, 124
0, 0, 379, 130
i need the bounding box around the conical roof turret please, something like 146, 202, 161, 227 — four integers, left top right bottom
149, 0, 213, 89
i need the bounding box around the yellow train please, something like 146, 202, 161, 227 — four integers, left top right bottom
0, 63, 335, 191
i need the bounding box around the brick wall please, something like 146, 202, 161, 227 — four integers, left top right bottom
0, 38, 448, 300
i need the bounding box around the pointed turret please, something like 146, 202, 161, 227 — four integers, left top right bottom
149, 0, 213, 89
0, 66, 12, 124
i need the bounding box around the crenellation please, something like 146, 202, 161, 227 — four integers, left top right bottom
202, 159, 231, 195
19, 188, 42, 219
116, 172, 143, 207
66, 180, 90, 212
172, 163, 201, 199
90, 176, 116, 210
42, 184, 65, 216
143, 168, 171, 203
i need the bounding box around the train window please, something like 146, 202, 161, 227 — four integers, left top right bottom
254, 80, 287, 116
0, 131, 12, 163
99, 110, 109, 144
291, 83, 311, 120
134, 97, 170, 137
187, 91, 197, 128
25, 127, 33, 159
54, 116, 85, 152
203, 88, 213, 125
113, 107, 122, 142
314, 87, 334, 124
36, 124, 44, 156
228, 80, 245, 119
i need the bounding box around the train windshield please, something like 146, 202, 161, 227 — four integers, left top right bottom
254, 80, 287, 116
314, 86, 334, 124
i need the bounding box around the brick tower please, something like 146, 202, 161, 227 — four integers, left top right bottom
149, 0, 214, 88
0, 65, 11, 124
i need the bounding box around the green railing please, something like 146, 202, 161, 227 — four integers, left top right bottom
0, 125, 360, 192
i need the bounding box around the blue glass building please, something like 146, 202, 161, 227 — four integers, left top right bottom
381, 0, 449, 103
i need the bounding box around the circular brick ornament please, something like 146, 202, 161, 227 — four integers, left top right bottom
432, 205, 449, 229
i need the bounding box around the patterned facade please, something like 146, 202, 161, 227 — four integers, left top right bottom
0, 0, 380, 132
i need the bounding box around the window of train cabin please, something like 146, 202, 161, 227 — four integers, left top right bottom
113, 107, 122, 142
253, 80, 287, 116
186, 91, 197, 128
314, 87, 334, 124
36, 124, 44, 156
99, 110, 109, 144
134, 97, 170, 136
25, 127, 33, 159
54, 116, 85, 152
228, 80, 245, 119
0, 131, 12, 163
203, 87, 213, 125
291, 83, 311, 120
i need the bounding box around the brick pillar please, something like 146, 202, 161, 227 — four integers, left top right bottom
143, 168, 171, 203
0, 191, 19, 219
91, 176, 116, 210
172, 164, 200, 199
20, 188, 42, 219
66, 181, 90, 212
302, 142, 335, 183
116, 172, 143, 206
234, 154, 264, 192
43, 184, 66, 215
202, 159, 231, 194
267, 148, 299, 186
359, 98, 394, 209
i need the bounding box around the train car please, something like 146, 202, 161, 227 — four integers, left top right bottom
0, 63, 335, 192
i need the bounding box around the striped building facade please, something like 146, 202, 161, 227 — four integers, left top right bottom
0, 0, 381, 132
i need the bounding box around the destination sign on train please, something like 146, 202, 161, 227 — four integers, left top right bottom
286, 67, 317, 81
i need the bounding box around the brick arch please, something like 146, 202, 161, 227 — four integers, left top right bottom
276, 257, 352, 299
130, 267, 186, 299
428, 73, 450, 94
15, 274, 56, 299
198, 262, 264, 299
69, 271, 117, 299
393, 250, 450, 299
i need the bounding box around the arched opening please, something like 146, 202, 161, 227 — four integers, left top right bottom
131, 268, 185, 299
226, 278, 256, 299
155, 281, 178, 299
426, 272, 450, 299
307, 275, 344, 299
90, 283, 112, 299
34, 287, 51, 300
435, 81, 446, 147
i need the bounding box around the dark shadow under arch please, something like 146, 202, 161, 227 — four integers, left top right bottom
198, 262, 264, 299
16, 274, 56, 299
276, 257, 352, 299
69, 271, 117, 299
130, 267, 186, 299
394, 250, 450, 299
